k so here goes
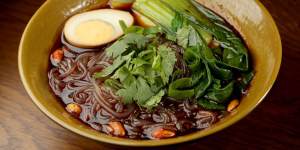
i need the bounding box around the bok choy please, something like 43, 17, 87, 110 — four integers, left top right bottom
133, 0, 253, 110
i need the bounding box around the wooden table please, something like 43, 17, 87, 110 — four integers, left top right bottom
0, 0, 299, 149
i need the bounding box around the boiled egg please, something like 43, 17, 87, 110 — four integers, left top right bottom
63, 9, 134, 48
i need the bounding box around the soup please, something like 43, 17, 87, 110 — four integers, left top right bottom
48, 0, 253, 139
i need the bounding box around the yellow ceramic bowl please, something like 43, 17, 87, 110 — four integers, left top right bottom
18, 0, 282, 147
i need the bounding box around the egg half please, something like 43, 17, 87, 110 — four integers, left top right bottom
63, 9, 134, 48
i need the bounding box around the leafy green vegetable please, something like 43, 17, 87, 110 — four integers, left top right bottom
176, 26, 190, 48
133, 0, 249, 71
117, 81, 137, 104
168, 78, 195, 99
162, 0, 211, 25
114, 70, 157, 106
162, 0, 212, 44
152, 54, 161, 70
187, 2, 249, 71
106, 33, 148, 58
132, 0, 175, 34
236, 71, 254, 93
194, 62, 212, 98
142, 90, 165, 109
133, 0, 250, 109
190, 0, 225, 24
95, 25, 177, 109
188, 27, 202, 47
104, 79, 122, 91
206, 81, 234, 103
183, 46, 201, 71
112, 66, 132, 82
93, 0, 255, 111
198, 98, 226, 110
156, 45, 177, 84
113, 68, 137, 104
93, 52, 134, 78
241, 71, 254, 86
171, 12, 185, 32
134, 77, 156, 105
144, 26, 162, 35
209, 63, 233, 80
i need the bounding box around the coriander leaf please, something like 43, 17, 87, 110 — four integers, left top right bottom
166, 34, 177, 42
142, 90, 165, 110
131, 58, 150, 67
152, 54, 161, 70
104, 79, 122, 91
112, 66, 131, 83
106, 33, 148, 58
150, 77, 164, 93
131, 66, 146, 76
143, 65, 158, 85
94, 52, 134, 78
138, 49, 154, 61
114, 66, 138, 104
117, 79, 137, 104
188, 26, 201, 47
157, 45, 177, 85
134, 77, 155, 105
93, 56, 125, 78
176, 25, 190, 48
131, 54, 153, 79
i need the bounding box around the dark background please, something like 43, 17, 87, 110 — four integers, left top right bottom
0, 0, 299, 149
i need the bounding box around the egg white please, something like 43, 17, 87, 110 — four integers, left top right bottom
64, 9, 134, 48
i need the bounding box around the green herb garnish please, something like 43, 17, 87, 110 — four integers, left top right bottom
94, 0, 254, 110
95, 26, 176, 109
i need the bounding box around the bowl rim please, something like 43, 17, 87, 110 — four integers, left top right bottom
18, 0, 282, 147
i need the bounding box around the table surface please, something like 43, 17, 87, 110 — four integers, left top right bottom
0, 0, 299, 149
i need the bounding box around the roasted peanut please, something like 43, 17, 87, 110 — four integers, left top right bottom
66, 103, 82, 116
152, 128, 176, 139
108, 121, 126, 137
52, 49, 64, 62
227, 99, 240, 112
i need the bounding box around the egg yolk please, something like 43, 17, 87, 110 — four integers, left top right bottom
74, 20, 115, 45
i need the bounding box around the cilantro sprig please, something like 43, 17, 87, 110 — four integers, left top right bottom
94, 26, 177, 109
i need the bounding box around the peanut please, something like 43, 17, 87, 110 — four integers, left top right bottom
66, 103, 82, 116
108, 121, 126, 137
52, 49, 64, 62
152, 128, 176, 139
227, 99, 240, 112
